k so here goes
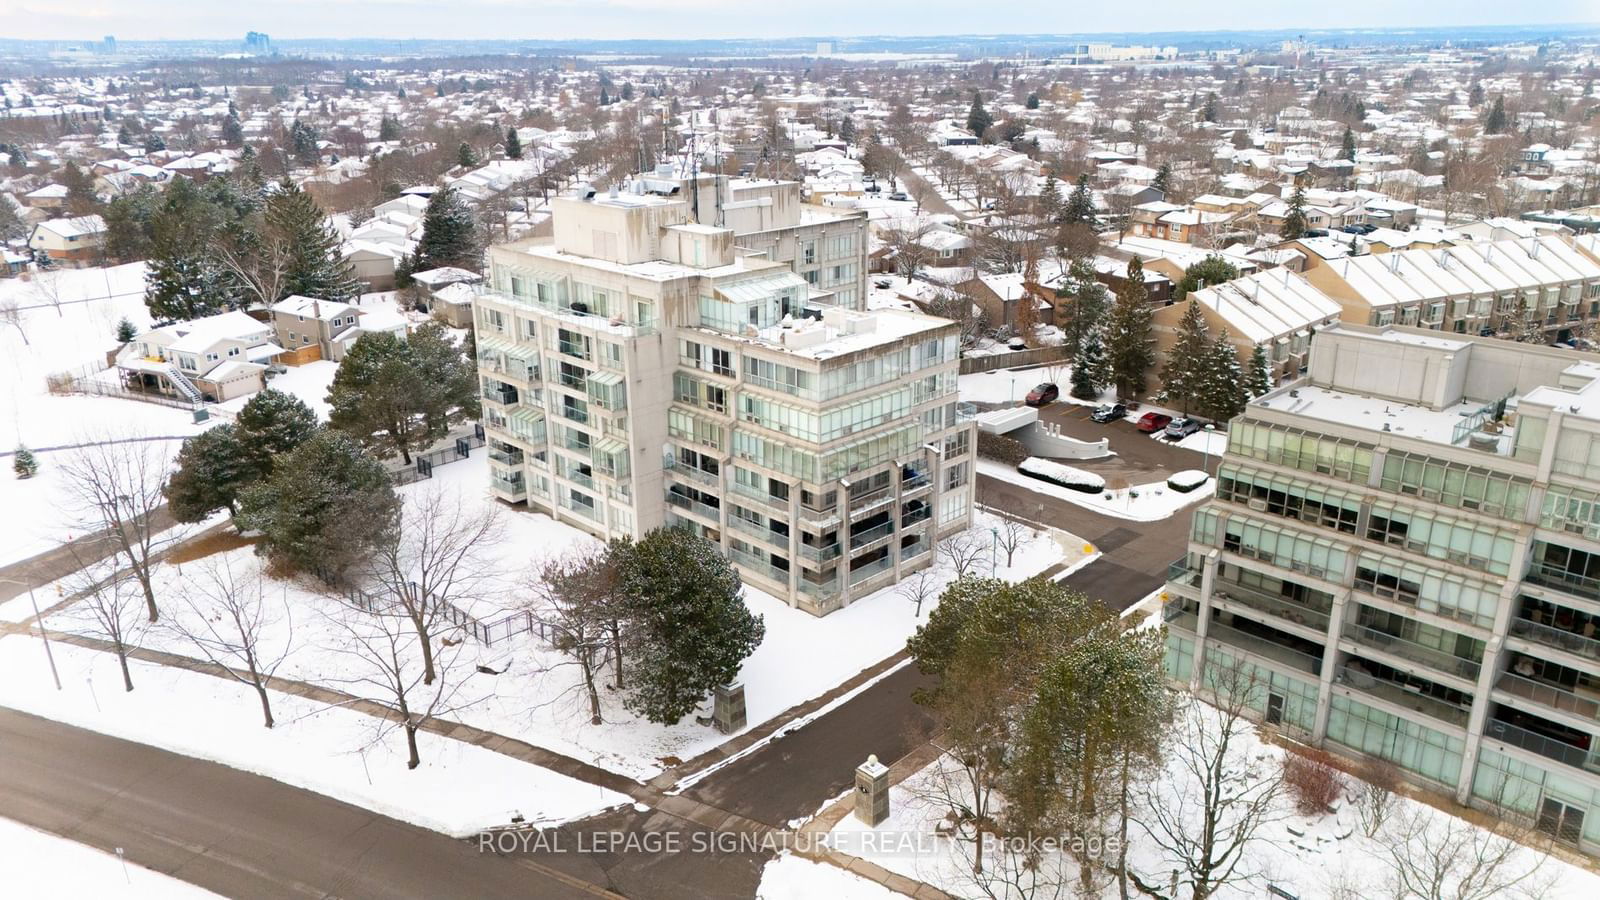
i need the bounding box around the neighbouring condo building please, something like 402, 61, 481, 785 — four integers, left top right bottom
472, 175, 974, 616
1165, 323, 1600, 853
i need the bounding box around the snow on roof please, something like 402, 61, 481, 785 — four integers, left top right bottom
411, 266, 483, 286
1189, 269, 1342, 344
35, 214, 106, 238
1330, 235, 1600, 309
271, 295, 357, 319
154, 310, 274, 353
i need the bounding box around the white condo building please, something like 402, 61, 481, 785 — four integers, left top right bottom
473, 176, 974, 616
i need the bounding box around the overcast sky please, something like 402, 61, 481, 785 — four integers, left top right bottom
6, 0, 1596, 42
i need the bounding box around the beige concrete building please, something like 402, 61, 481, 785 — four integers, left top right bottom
474, 182, 975, 616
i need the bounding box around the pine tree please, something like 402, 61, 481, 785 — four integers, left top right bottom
457, 142, 478, 168
1280, 184, 1309, 241
1105, 257, 1154, 400
1247, 344, 1272, 397
1485, 95, 1508, 135
504, 127, 522, 160
115, 317, 137, 343
612, 528, 765, 725
1159, 301, 1211, 414
164, 425, 248, 520
1198, 338, 1249, 422
327, 324, 476, 463
233, 388, 320, 484
264, 178, 361, 304
1151, 163, 1172, 197
1038, 173, 1061, 221
1026, 92, 1040, 110
412, 185, 482, 272
1202, 92, 1219, 123
289, 120, 319, 166
236, 430, 400, 579
966, 91, 993, 138
13, 445, 38, 479
144, 179, 234, 322
1062, 174, 1097, 227
61, 162, 98, 216
1468, 82, 1485, 107
378, 115, 402, 142
1070, 328, 1108, 401
1340, 126, 1357, 162
220, 114, 244, 146
1060, 259, 1108, 353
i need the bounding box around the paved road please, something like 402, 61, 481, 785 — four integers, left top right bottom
0, 505, 175, 605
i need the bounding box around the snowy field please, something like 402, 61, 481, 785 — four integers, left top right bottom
831, 709, 1600, 900
30, 450, 1080, 784
756, 853, 898, 900
0, 636, 630, 836
978, 458, 1214, 523
0, 815, 221, 900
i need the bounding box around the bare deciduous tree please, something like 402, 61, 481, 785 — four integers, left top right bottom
527, 544, 617, 725
1377, 797, 1556, 900
30, 270, 68, 318
169, 555, 294, 728
940, 530, 988, 579
1352, 757, 1403, 839
69, 569, 149, 692
993, 515, 1033, 568
365, 486, 501, 686
1140, 659, 1284, 900
60, 435, 171, 622
897, 565, 939, 617
0, 295, 29, 346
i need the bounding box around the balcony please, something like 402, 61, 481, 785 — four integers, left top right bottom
800, 577, 840, 603
1510, 615, 1600, 664
729, 479, 789, 511
798, 539, 842, 563
486, 384, 519, 406
559, 497, 599, 521
1206, 616, 1325, 676
849, 554, 894, 586
1484, 718, 1600, 775
901, 471, 932, 495
1213, 582, 1332, 634
847, 485, 895, 520
558, 370, 589, 392
1168, 558, 1202, 588
901, 537, 931, 560
666, 490, 722, 523
557, 339, 591, 361
563, 468, 595, 490
1343, 623, 1481, 681
1496, 671, 1600, 723
1526, 562, 1600, 603
1337, 664, 1471, 729
491, 474, 526, 498
849, 520, 895, 550
560, 404, 589, 425
664, 458, 720, 487
729, 515, 788, 548
488, 446, 524, 466
730, 546, 792, 586
901, 505, 932, 527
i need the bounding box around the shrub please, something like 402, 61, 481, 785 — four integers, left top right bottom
977, 430, 1029, 466
1167, 469, 1210, 493
1018, 457, 1105, 494
1283, 747, 1345, 816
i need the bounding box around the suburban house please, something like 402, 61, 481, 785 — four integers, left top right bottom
116, 310, 284, 403
269, 295, 409, 362
1151, 269, 1342, 394
410, 266, 484, 327
957, 272, 1054, 330
1093, 254, 1175, 306
343, 240, 406, 291
27, 215, 106, 265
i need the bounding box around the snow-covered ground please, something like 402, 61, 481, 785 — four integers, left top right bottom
0, 815, 221, 900
831, 708, 1600, 900
757, 853, 899, 900
978, 458, 1214, 523
215, 359, 340, 421
31, 451, 1082, 783
0, 636, 630, 836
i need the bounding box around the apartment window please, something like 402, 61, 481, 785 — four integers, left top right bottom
801, 241, 816, 265
634, 298, 654, 328
1537, 798, 1586, 847
944, 462, 968, 491
710, 348, 733, 377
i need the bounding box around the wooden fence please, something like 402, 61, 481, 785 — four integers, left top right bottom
959, 345, 1071, 375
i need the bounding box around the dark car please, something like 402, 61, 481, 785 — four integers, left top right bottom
1090, 403, 1127, 423
1303, 228, 1329, 238
1024, 383, 1060, 407
1136, 412, 1173, 433
1165, 417, 1202, 439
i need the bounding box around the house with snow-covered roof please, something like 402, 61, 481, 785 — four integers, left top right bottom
116, 310, 283, 403
1153, 268, 1343, 391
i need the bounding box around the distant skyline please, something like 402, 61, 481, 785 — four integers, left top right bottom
4, 1, 1598, 43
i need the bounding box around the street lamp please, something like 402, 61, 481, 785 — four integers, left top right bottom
1, 577, 62, 691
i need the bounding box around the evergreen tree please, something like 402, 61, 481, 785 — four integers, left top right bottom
599, 87, 610, 106
12, 445, 38, 479
60, 162, 98, 216
412, 185, 482, 272
1105, 257, 1154, 400
1151, 163, 1172, 197
457, 142, 478, 168
289, 120, 319, 166
102, 185, 160, 262
233, 388, 320, 484
143, 133, 166, 154
1037, 173, 1061, 221
1025, 92, 1040, 110
220, 114, 244, 145
115, 317, 137, 343
1070, 329, 1108, 401
327, 324, 476, 463
1198, 338, 1249, 422
1469, 82, 1485, 107
1201, 92, 1219, 123
1340, 126, 1357, 162
1247, 344, 1272, 396
612, 528, 765, 725
1280, 184, 1309, 241
164, 425, 248, 520
1060, 259, 1108, 353
1159, 301, 1211, 414
264, 178, 361, 304
504, 126, 522, 160
966, 91, 993, 138
1062, 174, 1097, 227
236, 430, 400, 579
144, 178, 234, 322
621, 82, 634, 101
1485, 95, 1508, 135
378, 115, 402, 142
1176, 254, 1239, 299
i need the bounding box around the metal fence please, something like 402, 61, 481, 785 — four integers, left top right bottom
325, 576, 543, 647
48, 363, 204, 412
385, 425, 488, 485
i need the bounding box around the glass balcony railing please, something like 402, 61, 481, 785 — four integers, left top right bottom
1213, 582, 1332, 633
1168, 558, 1203, 588
1337, 665, 1470, 728
849, 520, 895, 549
488, 446, 524, 466
490, 475, 526, 497
729, 516, 787, 547
666, 491, 721, 523
1510, 615, 1600, 663
729, 546, 791, 586
1342, 623, 1481, 681
1496, 671, 1600, 722
1205, 616, 1324, 676
849, 555, 893, 586
1484, 719, 1600, 775
729, 480, 789, 510
1526, 563, 1600, 602
798, 540, 842, 563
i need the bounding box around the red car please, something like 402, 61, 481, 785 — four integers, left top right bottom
1024, 383, 1060, 407
1136, 412, 1173, 432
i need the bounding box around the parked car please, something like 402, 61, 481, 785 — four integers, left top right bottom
888, 191, 909, 202
1303, 228, 1329, 238
1090, 403, 1127, 423
874, 278, 893, 289
1007, 337, 1027, 350
1024, 383, 1060, 407
1165, 417, 1202, 439
1136, 412, 1173, 432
